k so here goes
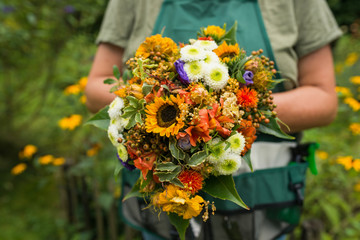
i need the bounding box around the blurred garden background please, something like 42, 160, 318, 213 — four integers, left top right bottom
0, 1, 359, 239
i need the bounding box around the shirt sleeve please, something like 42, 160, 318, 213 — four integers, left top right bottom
294, 0, 342, 58
95, 0, 135, 48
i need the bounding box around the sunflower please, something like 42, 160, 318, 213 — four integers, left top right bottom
203, 25, 226, 39
145, 95, 185, 137
213, 41, 240, 63
135, 34, 179, 59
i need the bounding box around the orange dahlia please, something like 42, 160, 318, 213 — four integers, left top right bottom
135, 34, 179, 59
145, 95, 185, 137
178, 170, 204, 194
236, 86, 258, 108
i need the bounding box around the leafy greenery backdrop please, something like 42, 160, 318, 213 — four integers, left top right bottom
0, 0, 359, 239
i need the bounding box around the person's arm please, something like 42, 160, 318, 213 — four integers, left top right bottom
85, 43, 124, 113
273, 44, 338, 133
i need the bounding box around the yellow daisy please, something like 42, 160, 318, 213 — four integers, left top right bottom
213, 41, 240, 63
145, 95, 185, 137
204, 25, 226, 39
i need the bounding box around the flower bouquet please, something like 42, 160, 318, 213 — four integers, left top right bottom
87, 23, 292, 239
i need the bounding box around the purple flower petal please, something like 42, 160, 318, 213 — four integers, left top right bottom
177, 135, 191, 151
116, 153, 135, 171
174, 60, 190, 85
243, 71, 254, 85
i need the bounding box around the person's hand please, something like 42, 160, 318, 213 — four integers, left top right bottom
273, 44, 338, 133
85, 43, 124, 113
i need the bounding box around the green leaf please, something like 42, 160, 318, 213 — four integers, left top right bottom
154, 167, 181, 182
142, 82, 153, 95
156, 162, 180, 172
223, 21, 237, 45
125, 115, 137, 129
135, 112, 143, 124
168, 213, 189, 240
126, 96, 139, 108
103, 78, 117, 85
243, 150, 253, 172
258, 117, 295, 140
203, 175, 249, 210
122, 69, 133, 84
85, 106, 110, 131
169, 138, 185, 160
170, 178, 184, 188
113, 65, 121, 80
236, 72, 246, 84
188, 150, 208, 167
110, 85, 119, 93
161, 84, 170, 92
123, 181, 142, 202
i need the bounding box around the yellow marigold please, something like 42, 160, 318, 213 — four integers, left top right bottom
353, 159, 360, 171
19, 144, 38, 159
11, 163, 27, 175
335, 86, 352, 97
64, 84, 81, 95
354, 182, 360, 192
78, 77, 88, 90
316, 150, 328, 160
204, 25, 226, 39
86, 143, 101, 157
53, 157, 66, 166
58, 114, 83, 130
135, 34, 179, 59
345, 52, 359, 66
336, 156, 353, 170
39, 155, 54, 165
152, 185, 205, 219
213, 41, 240, 62
344, 97, 360, 111
349, 123, 360, 135
350, 76, 360, 85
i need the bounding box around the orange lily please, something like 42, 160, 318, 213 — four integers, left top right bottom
134, 152, 157, 179
185, 109, 211, 146
208, 99, 234, 138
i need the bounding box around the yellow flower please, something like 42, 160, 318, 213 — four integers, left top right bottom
353, 159, 360, 171
349, 123, 360, 135
316, 150, 328, 160
19, 144, 38, 159
345, 52, 359, 66
204, 25, 226, 39
336, 156, 353, 170
335, 63, 344, 74
145, 95, 185, 137
135, 34, 179, 59
80, 95, 87, 104
39, 155, 54, 165
354, 182, 360, 192
344, 97, 360, 111
350, 76, 360, 85
64, 84, 82, 95
78, 77, 88, 90
335, 86, 352, 97
86, 143, 101, 157
53, 157, 66, 166
152, 185, 205, 219
58, 114, 83, 130
11, 163, 27, 175
213, 41, 240, 63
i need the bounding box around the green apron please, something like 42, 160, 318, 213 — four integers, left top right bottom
119, 0, 308, 239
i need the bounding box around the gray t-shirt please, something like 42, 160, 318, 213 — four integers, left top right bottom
96, 0, 342, 88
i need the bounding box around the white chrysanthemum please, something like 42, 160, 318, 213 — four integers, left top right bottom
203, 51, 220, 64
117, 143, 128, 162
207, 138, 227, 163
193, 40, 218, 51
203, 63, 229, 90
215, 152, 242, 175
110, 117, 129, 132
226, 132, 246, 154
107, 124, 123, 147
180, 45, 206, 62
184, 61, 205, 82
108, 97, 125, 119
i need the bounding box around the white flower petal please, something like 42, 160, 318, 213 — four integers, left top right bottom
203, 62, 229, 90
184, 61, 204, 82
193, 40, 218, 51
227, 132, 246, 154
108, 97, 125, 119
215, 152, 242, 175
180, 45, 206, 62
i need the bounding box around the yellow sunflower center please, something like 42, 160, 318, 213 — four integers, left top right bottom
156, 104, 179, 127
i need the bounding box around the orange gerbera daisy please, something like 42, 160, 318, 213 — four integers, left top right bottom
213, 41, 240, 62
145, 95, 185, 137
236, 86, 258, 108
135, 34, 179, 59
178, 170, 204, 194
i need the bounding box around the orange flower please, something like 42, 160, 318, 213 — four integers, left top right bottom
53, 157, 66, 166
208, 100, 234, 138
178, 170, 203, 194
11, 163, 27, 175
39, 155, 54, 165
213, 41, 240, 63
185, 109, 211, 146
58, 114, 82, 130
134, 152, 157, 179
19, 144, 37, 159
203, 25, 226, 39
135, 34, 179, 59
236, 86, 258, 108
237, 120, 257, 156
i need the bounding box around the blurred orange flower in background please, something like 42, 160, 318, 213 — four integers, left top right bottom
58, 114, 82, 130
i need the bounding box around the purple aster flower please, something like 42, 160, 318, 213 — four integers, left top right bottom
2, 6, 15, 14
116, 153, 135, 171
174, 60, 190, 85
63, 5, 75, 14
177, 134, 192, 151
243, 71, 254, 85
